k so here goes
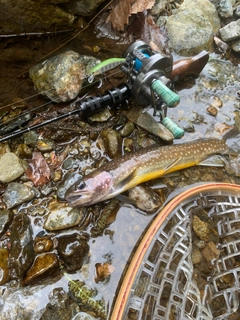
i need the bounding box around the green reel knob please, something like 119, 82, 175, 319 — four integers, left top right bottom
162, 117, 184, 139
151, 79, 180, 108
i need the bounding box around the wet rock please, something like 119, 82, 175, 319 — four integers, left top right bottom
2, 182, 36, 208
40, 287, 73, 320
9, 212, 34, 279
128, 185, 164, 213
192, 215, 209, 242
206, 105, 218, 116
163, 0, 220, 55
0, 209, 14, 237
0, 248, 9, 284
219, 19, 240, 42
57, 233, 89, 272
44, 204, 84, 231
0, 152, 25, 183
57, 172, 82, 200
88, 108, 112, 122
29, 51, 100, 102
36, 139, 54, 152
126, 107, 174, 142
23, 131, 39, 147
100, 128, 122, 158
22, 253, 59, 285
119, 121, 135, 137
33, 235, 54, 253
14, 143, 33, 159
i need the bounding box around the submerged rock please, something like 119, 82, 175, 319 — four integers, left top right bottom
0, 209, 14, 237
29, 51, 100, 102
57, 233, 89, 272
0, 152, 25, 183
22, 253, 59, 285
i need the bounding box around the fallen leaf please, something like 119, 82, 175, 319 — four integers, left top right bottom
95, 262, 115, 283
26, 151, 51, 186
107, 0, 155, 31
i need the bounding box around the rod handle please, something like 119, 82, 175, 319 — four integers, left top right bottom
151, 79, 180, 108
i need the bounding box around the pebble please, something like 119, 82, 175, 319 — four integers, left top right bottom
218, 0, 234, 18
100, 128, 122, 158
0, 153, 25, 183
44, 204, 84, 231
2, 182, 36, 208
201, 241, 220, 262
0, 209, 14, 237
22, 253, 59, 285
191, 245, 202, 265
33, 235, 54, 253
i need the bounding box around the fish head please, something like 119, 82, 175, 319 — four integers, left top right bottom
65, 171, 113, 207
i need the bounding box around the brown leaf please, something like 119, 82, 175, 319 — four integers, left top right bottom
26, 152, 51, 186
107, 0, 155, 31
95, 262, 115, 283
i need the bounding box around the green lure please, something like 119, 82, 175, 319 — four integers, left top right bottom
88, 57, 125, 83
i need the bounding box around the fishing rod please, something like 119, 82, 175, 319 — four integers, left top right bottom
0, 40, 209, 143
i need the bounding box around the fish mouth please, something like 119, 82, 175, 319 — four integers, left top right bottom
65, 190, 95, 207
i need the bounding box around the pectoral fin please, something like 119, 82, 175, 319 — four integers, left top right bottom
164, 157, 183, 173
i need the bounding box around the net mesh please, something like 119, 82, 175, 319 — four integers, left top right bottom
123, 190, 240, 320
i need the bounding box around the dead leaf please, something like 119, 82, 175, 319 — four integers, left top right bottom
107, 0, 155, 31
26, 151, 51, 186
95, 262, 115, 283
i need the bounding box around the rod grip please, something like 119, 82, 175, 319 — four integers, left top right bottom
151, 79, 180, 108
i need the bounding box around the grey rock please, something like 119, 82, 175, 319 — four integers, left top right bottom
29, 51, 100, 102
218, 0, 234, 18
231, 39, 240, 52
150, 0, 168, 16
219, 19, 240, 42
2, 182, 36, 208
0, 153, 25, 183
163, 0, 220, 55
44, 205, 84, 230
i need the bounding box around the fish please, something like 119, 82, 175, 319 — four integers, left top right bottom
65, 139, 228, 207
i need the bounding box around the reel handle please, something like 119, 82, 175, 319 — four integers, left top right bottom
151, 79, 180, 108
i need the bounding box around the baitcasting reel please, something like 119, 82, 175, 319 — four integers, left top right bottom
0, 40, 185, 143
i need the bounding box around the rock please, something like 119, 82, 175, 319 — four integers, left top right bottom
0, 0, 75, 34
9, 212, 34, 279
0, 153, 25, 183
201, 241, 220, 262
218, 0, 234, 18
33, 235, 54, 253
44, 204, 84, 231
192, 215, 209, 242
191, 245, 202, 265
40, 288, 73, 320
61, 0, 106, 16
0, 248, 9, 284
150, 0, 168, 15
57, 233, 89, 272
126, 107, 174, 142
219, 19, 240, 42
57, 172, 82, 200
22, 253, 59, 285
2, 182, 36, 208
163, 0, 220, 55
100, 128, 122, 158
128, 185, 165, 213
0, 209, 14, 237
231, 39, 240, 52
29, 51, 100, 102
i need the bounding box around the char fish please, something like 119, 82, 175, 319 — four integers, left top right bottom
65, 139, 228, 207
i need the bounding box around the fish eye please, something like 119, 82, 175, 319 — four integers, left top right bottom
77, 181, 86, 190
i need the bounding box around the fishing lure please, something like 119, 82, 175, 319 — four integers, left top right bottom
88, 57, 126, 83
